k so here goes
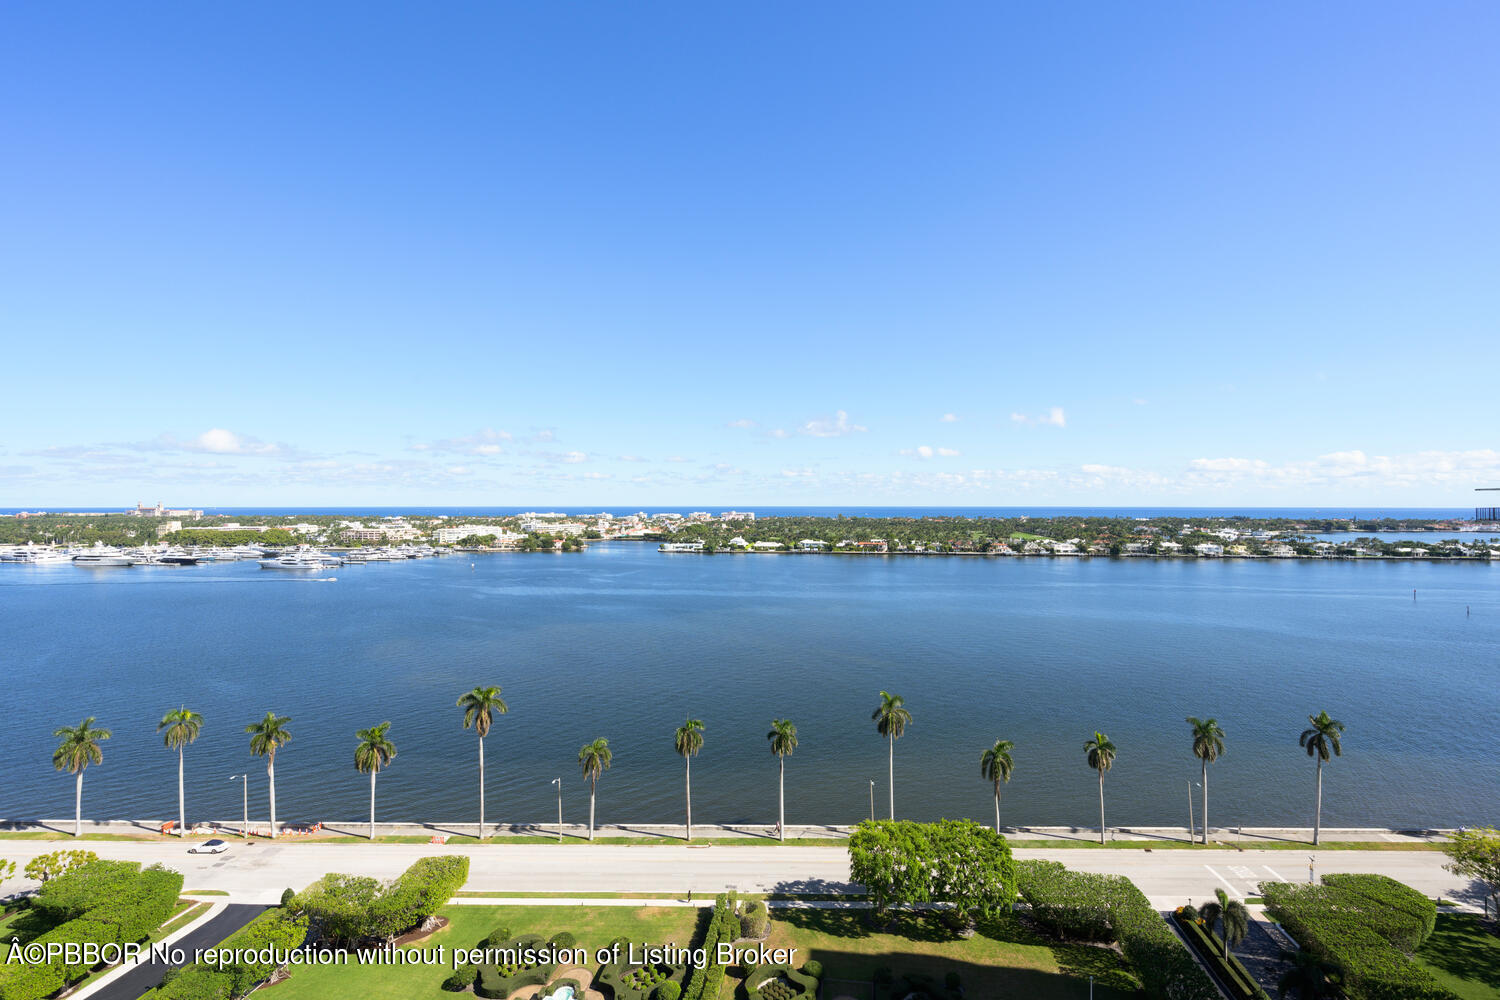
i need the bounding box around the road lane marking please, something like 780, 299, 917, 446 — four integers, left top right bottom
1263, 866, 1287, 882
1204, 864, 1241, 899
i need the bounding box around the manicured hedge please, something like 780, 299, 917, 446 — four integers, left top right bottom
1173, 910, 1270, 1000
594, 941, 688, 1000
741, 962, 818, 1000
143, 907, 308, 1000
1261, 880, 1457, 1000
474, 933, 557, 999
740, 900, 770, 940
298, 855, 469, 946
0, 861, 184, 1000
678, 893, 735, 1000
1320, 873, 1437, 950
1014, 860, 1218, 1000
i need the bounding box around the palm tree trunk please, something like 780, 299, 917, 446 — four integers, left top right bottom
1098, 770, 1106, 846
1201, 758, 1209, 845
685, 756, 692, 842
369, 769, 377, 841
887, 734, 895, 820
778, 756, 786, 842
74, 772, 83, 838
478, 735, 486, 841
268, 757, 277, 839
994, 786, 1001, 834
178, 746, 186, 837
589, 775, 596, 841
1313, 757, 1322, 847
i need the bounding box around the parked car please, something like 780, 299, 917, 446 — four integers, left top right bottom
188, 838, 229, 854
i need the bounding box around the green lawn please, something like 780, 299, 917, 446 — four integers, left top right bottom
759, 909, 1136, 1000
262, 904, 1134, 1000
267, 905, 703, 1000
1414, 913, 1500, 1000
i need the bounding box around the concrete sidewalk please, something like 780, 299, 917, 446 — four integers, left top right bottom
3, 819, 1456, 845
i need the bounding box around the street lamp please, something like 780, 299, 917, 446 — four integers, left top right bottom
551, 778, 562, 842
868, 780, 874, 822
228, 774, 248, 838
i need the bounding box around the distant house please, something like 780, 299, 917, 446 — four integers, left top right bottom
659, 541, 704, 552
728, 536, 750, 548
1195, 543, 1224, 557
752, 541, 784, 550
1268, 544, 1296, 557
797, 539, 827, 551
1158, 540, 1183, 552
1050, 542, 1079, 555
1124, 542, 1150, 554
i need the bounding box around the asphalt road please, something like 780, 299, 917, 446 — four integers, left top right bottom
86, 904, 267, 1000
0, 839, 1478, 908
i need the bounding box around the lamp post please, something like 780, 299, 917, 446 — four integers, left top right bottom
868, 780, 874, 822
552, 778, 562, 842
229, 774, 248, 838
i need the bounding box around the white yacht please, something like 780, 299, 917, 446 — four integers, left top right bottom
259, 547, 339, 570
73, 545, 135, 567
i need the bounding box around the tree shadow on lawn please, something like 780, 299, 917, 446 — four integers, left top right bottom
1416, 913, 1500, 995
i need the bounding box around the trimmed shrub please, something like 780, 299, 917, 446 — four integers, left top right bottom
800, 960, 822, 979
548, 931, 577, 950
1261, 880, 1457, 1000
32, 860, 142, 923
143, 966, 235, 1000
301, 855, 469, 945
1173, 910, 1269, 1000
739, 900, 770, 939
485, 926, 514, 949
1015, 859, 1218, 1000
442, 964, 478, 991
280, 887, 297, 908
1321, 873, 1437, 950
653, 981, 682, 1000
0, 958, 66, 1000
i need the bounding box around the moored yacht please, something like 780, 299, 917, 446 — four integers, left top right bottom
259, 547, 339, 570
73, 544, 135, 567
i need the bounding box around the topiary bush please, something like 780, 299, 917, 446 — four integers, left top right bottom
739, 900, 770, 940
442, 964, 478, 992
653, 981, 682, 1000
548, 931, 577, 950
800, 960, 822, 979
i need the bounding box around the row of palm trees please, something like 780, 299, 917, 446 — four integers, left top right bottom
50, 691, 1348, 845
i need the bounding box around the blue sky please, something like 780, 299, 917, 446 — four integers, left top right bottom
4, 2, 1498, 507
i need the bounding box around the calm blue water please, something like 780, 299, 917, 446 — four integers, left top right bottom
3, 546, 1496, 829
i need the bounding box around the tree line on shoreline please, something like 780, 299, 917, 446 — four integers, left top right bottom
48, 690, 1357, 846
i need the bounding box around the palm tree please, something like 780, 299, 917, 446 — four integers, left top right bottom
354, 722, 396, 841
1221, 894, 1250, 958
767, 719, 798, 841
1084, 731, 1116, 846
979, 739, 1015, 833
578, 738, 612, 841
457, 685, 508, 840
674, 719, 704, 842
1186, 716, 1225, 845
245, 712, 292, 839
1277, 949, 1338, 998
1298, 710, 1344, 846
871, 691, 911, 819
158, 707, 203, 837
1200, 888, 1250, 959
53, 718, 111, 838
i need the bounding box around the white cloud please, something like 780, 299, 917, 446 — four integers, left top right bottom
901, 445, 962, 460
1011, 407, 1067, 428
727, 418, 756, 429
665, 455, 690, 463
780, 468, 816, 478
561, 451, 587, 464
940, 413, 959, 423
413, 428, 511, 455
800, 410, 867, 438
769, 428, 791, 439
618, 454, 648, 462
581, 471, 612, 479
